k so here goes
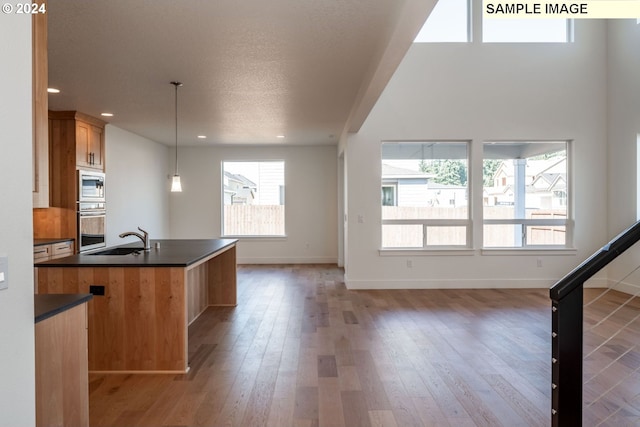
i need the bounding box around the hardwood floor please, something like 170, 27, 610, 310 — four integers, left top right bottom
583, 288, 640, 427
89, 265, 556, 427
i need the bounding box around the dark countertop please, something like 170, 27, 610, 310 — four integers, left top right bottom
34, 239, 238, 268
34, 238, 74, 246
35, 293, 93, 323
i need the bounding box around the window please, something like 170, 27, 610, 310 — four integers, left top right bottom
483, 18, 571, 43
381, 141, 469, 248
222, 161, 285, 236
483, 141, 569, 248
414, 0, 469, 43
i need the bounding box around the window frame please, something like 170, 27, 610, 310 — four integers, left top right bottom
380, 140, 472, 250
482, 140, 572, 249
221, 160, 286, 238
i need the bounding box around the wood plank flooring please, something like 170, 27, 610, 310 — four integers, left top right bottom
89, 265, 558, 426
583, 288, 640, 427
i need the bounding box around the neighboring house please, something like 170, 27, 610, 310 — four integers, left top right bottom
484, 157, 567, 209
223, 172, 257, 205
382, 163, 467, 207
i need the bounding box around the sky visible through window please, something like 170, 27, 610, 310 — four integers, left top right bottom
483, 18, 569, 43
414, 0, 570, 43
414, 0, 468, 42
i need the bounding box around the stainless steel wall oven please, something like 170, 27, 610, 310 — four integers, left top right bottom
78, 202, 106, 252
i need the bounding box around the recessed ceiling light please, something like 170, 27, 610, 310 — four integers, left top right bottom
197, 135, 207, 139
47, 88, 60, 93
101, 113, 114, 117
276, 135, 285, 139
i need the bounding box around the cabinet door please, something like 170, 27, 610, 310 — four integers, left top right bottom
89, 125, 104, 170
32, 7, 49, 207
76, 122, 104, 170
76, 121, 91, 168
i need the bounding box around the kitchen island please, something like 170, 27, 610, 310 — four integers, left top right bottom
35, 239, 237, 373
35, 293, 92, 427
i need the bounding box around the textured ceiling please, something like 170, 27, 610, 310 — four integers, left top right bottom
47, 0, 435, 146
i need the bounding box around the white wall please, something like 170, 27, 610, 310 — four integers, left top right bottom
104, 126, 171, 246
0, 15, 36, 427
606, 20, 640, 291
345, 18, 609, 289
169, 145, 338, 264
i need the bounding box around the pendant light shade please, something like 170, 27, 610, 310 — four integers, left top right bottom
170, 81, 183, 192
171, 174, 182, 192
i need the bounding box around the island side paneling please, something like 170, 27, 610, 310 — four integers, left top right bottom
35, 303, 89, 427
37, 266, 188, 373
187, 245, 237, 324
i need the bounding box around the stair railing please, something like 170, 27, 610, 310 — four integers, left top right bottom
549, 220, 640, 427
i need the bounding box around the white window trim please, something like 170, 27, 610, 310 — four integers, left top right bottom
381, 219, 472, 249
220, 160, 286, 237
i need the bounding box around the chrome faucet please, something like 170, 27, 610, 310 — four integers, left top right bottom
119, 226, 151, 251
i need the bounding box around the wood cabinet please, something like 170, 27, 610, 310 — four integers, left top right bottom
32, 0, 49, 208
35, 301, 89, 427
34, 241, 74, 264
76, 120, 104, 170
49, 111, 106, 175
36, 242, 237, 373
48, 111, 106, 214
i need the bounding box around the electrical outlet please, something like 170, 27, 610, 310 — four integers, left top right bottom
406, 259, 413, 268
537, 258, 543, 268
0, 256, 8, 290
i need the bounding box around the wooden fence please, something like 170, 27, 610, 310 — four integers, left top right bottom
224, 205, 566, 245
224, 205, 285, 236
383, 206, 566, 247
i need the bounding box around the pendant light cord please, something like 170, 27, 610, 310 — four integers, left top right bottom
171, 81, 182, 174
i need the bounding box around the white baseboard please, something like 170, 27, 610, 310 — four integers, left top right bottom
237, 257, 338, 265
345, 277, 610, 290
605, 279, 640, 295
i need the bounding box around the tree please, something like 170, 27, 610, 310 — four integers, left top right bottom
420, 159, 467, 186
483, 159, 501, 187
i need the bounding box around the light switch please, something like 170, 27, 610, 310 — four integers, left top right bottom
0, 256, 7, 290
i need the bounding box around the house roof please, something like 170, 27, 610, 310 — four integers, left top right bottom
224, 171, 256, 189
382, 164, 434, 179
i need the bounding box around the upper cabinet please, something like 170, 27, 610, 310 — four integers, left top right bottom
75, 120, 105, 170
32, 1, 49, 208
49, 111, 106, 209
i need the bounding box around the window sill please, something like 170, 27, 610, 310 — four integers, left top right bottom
481, 247, 577, 256
221, 235, 287, 241
379, 248, 475, 256
378, 247, 578, 257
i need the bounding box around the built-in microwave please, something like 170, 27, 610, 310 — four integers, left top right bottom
78, 170, 105, 202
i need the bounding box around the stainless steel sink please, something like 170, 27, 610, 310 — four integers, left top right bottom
88, 247, 144, 256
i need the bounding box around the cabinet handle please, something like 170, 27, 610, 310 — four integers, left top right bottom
90, 152, 94, 165
34, 249, 47, 254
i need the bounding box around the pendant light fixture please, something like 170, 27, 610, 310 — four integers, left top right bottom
170, 81, 183, 192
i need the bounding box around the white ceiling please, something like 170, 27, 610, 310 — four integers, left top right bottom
46, 0, 436, 147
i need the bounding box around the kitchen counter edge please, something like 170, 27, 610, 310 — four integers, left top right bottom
34, 239, 238, 268
35, 293, 93, 323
